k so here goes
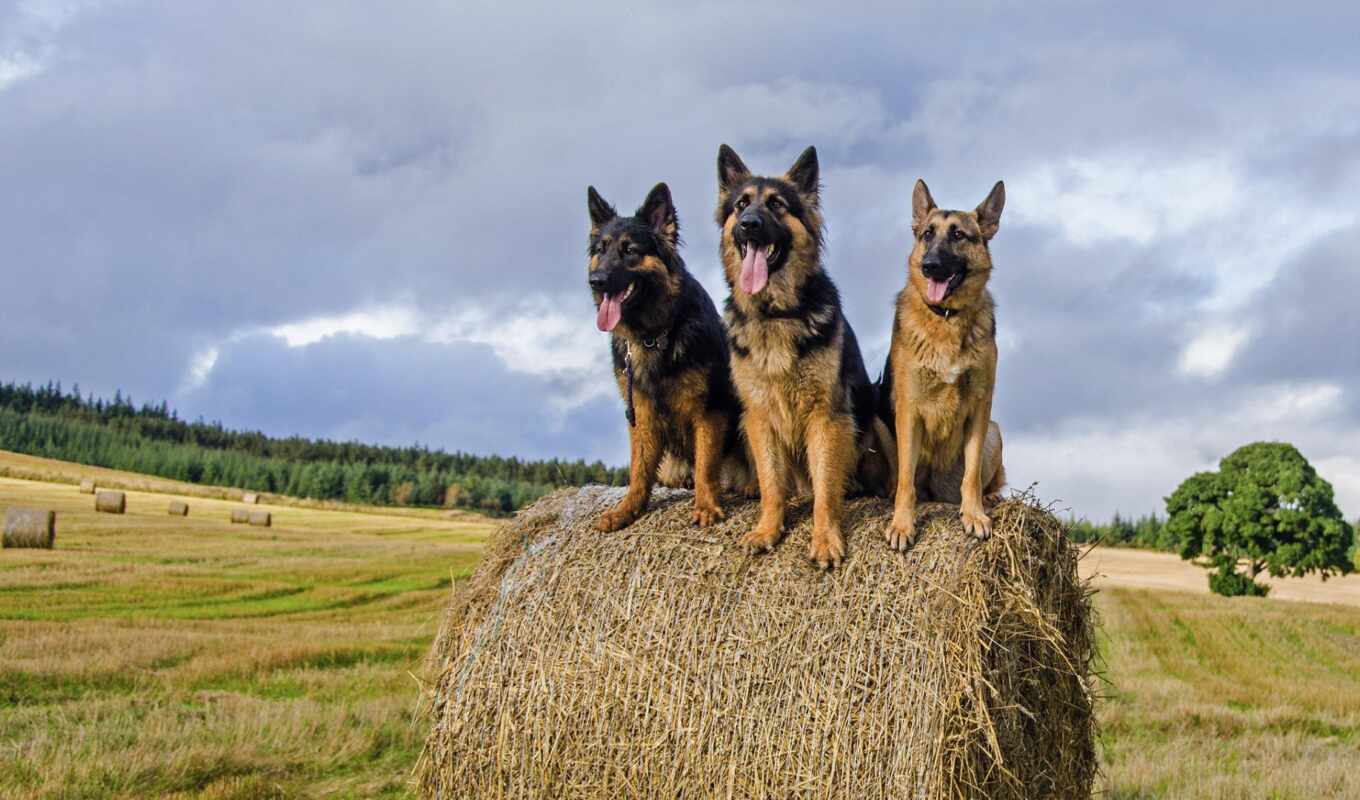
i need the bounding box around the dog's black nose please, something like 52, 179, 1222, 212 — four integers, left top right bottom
739, 212, 762, 232
588, 271, 609, 291
921, 249, 950, 277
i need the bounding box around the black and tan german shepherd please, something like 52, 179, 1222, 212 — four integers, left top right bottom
587, 182, 749, 531
880, 179, 1008, 551
715, 145, 896, 569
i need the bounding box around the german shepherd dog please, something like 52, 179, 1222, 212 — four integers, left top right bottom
587, 182, 748, 531
880, 179, 1008, 550
716, 145, 896, 569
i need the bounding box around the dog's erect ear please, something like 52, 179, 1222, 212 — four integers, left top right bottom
785, 145, 819, 198
717, 144, 751, 193
912, 179, 937, 235
587, 186, 616, 226
975, 180, 1005, 240
638, 182, 679, 247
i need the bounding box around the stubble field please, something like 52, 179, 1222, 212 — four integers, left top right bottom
0, 452, 1357, 798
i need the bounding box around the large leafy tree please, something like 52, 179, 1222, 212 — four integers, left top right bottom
1166, 442, 1354, 596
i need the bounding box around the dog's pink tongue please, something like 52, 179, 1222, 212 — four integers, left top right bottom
926, 278, 950, 305
739, 246, 769, 295
596, 294, 622, 332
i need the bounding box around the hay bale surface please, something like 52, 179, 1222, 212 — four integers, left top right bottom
242, 492, 259, 505
3, 508, 55, 549
418, 487, 1096, 800
167, 500, 189, 517
78, 479, 96, 494
248, 511, 271, 527
95, 490, 126, 515
230, 508, 250, 524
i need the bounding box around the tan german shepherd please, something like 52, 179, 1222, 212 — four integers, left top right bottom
880, 179, 1008, 549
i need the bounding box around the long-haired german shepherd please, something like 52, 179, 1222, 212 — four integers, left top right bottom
880, 179, 1008, 550
586, 182, 748, 531
716, 145, 896, 568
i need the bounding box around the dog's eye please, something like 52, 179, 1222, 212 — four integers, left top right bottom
921, 228, 934, 242
735, 197, 749, 211
768, 197, 785, 213
951, 228, 965, 241
623, 243, 637, 256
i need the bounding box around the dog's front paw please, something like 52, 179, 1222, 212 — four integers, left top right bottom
596, 505, 638, 532
691, 498, 725, 527
961, 507, 992, 540
884, 512, 916, 552
809, 524, 845, 570
741, 524, 781, 553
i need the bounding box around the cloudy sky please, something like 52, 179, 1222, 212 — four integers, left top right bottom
3, 1, 1359, 519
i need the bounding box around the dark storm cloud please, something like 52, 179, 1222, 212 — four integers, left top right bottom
1230, 222, 1360, 407
3, 1, 1359, 516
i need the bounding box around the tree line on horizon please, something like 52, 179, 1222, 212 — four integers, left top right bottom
0, 380, 627, 514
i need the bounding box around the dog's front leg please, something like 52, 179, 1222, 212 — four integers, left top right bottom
886, 385, 922, 551
806, 410, 854, 569
959, 400, 994, 539
740, 405, 786, 552
690, 412, 727, 527
597, 397, 661, 532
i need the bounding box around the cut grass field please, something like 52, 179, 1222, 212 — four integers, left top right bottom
0, 454, 492, 799
1097, 587, 1360, 798
1, 451, 1358, 798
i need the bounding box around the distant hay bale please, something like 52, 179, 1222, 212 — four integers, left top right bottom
3, 508, 55, 549
167, 500, 189, 517
417, 487, 1096, 800
78, 479, 96, 494
248, 511, 271, 527
242, 492, 259, 505
230, 508, 250, 524
95, 490, 126, 515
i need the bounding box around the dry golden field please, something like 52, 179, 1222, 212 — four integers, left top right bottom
0, 454, 490, 799
1, 451, 1358, 798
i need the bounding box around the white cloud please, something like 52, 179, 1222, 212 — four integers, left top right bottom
179, 346, 219, 393
1236, 381, 1345, 426
1006, 381, 1357, 519
1178, 325, 1250, 378
430, 298, 614, 411
179, 295, 613, 411
268, 306, 421, 347
1, 0, 115, 93
1012, 155, 1240, 247
429, 298, 602, 377
0, 52, 42, 92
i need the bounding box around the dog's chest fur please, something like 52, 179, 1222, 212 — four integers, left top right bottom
611, 333, 706, 454
726, 304, 843, 451
894, 298, 996, 469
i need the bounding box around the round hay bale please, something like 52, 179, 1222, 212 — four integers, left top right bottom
417, 487, 1096, 800
167, 500, 189, 517
3, 508, 55, 549
95, 490, 126, 515
78, 479, 96, 495
242, 492, 259, 505
230, 508, 250, 524
247, 510, 271, 527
